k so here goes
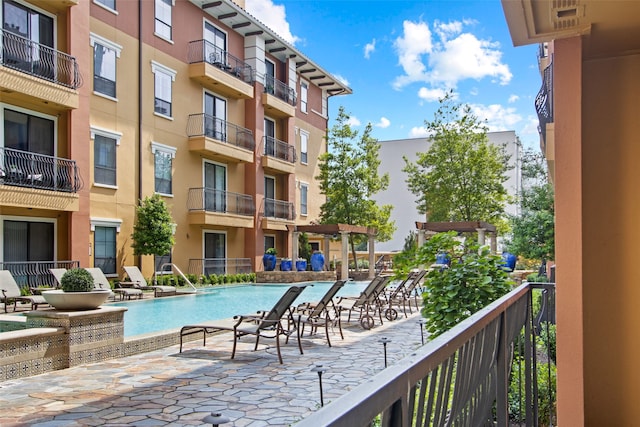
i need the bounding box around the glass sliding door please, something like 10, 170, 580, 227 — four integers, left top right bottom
204, 162, 226, 212
264, 176, 275, 217
3, 219, 54, 286
204, 21, 226, 65
264, 118, 275, 156
204, 92, 226, 141
204, 232, 225, 275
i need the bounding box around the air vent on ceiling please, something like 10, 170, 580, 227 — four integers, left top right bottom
551, 0, 583, 31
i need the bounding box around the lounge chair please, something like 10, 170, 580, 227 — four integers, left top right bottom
0, 270, 47, 312
121, 266, 176, 297
296, 280, 346, 347
179, 285, 308, 364
85, 268, 140, 301
383, 270, 427, 320
336, 275, 391, 329
49, 268, 66, 287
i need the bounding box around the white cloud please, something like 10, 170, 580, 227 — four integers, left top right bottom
245, 0, 299, 45
375, 117, 391, 128
508, 94, 520, 103
520, 115, 540, 136
470, 103, 522, 132
392, 19, 512, 91
333, 74, 350, 87
347, 116, 361, 127
392, 20, 432, 89
417, 87, 450, 102
409, 126, 430, 138
364, 39, 376, 59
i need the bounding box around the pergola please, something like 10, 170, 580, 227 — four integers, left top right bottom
415, 221, 498, 252
292, 224, 378, 280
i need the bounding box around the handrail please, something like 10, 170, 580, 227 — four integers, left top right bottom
263, 74, 296, 106
1, 29, 82, 89
296, 282, 556, 426
188, 258, 252, 275
187, 39, 254, 85
262, 198, 295, 220
263, 136, 296, 163
157, 263, 197, 293
186, 113, 255, 151
0, 147, 82, 193
187, 187, 255, 216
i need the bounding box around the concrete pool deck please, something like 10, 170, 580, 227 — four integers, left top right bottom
0, 310, 425, 426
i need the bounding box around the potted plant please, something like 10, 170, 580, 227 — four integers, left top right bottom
263, 248, 277, 271
280, 257, 293, 271
295, 257, 307, 271
42, 268, 111, 310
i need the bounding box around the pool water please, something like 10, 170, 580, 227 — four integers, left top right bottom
108, 281, 368, 337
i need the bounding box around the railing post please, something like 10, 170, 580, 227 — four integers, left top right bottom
495, 310, 510, 426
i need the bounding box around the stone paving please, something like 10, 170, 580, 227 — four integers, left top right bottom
0, 311, 425, 427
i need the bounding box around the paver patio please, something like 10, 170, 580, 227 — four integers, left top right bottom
0, 310, 425, 426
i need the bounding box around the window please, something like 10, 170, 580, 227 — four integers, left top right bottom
264, 235, 275, 253
90, 33, 121, 99
154, 0, 172, 41
151, 142, 176, 195
93, 0, 116, 12
151, 61, 176, 117
300, 183, 308, 216
300, 131, 308, 164
300, 81, 308, 113
3, 107, 55, 155
94, 226, 117, 274
91, 127, 120, 186
3, 219, 54, 262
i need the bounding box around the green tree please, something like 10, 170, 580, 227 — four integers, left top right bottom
403, 93, 511, 224
298, 232, 312, 262
131, 194, 175, 258
316, 106, 395, 268
506, 149, 555, 265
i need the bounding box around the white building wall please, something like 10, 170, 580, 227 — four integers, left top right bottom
375, 131, 521, 252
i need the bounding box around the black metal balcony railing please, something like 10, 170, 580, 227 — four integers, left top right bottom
263, 198, 295, 220
264, 74, 296, 106
535, 62, 553, 142
0, 147, 82, 193
187, 187, 255, 216
187, 113, 256, 152
263, 136, 296, 163
1, 29, 82, 89
297, 282, 556, 427
0, 260, 80, 290
187, 39, 254, 85
188, 258, 252, 276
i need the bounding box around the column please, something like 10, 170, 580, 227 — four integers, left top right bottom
323, 235, 331, 270
476, 228, 486, 248
417, 229, 426, 247
490, 233, 497, 254
292, 231, 299, 260
341, 231, 349, 281
368, 234, 375, 279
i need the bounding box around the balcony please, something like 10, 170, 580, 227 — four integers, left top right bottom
262, 75, 296, 118
536, 62, 553, 148
187, 114, 255, 163
187, 40, 254, 99
187, 187, 255, 229
261, 198, 295, 230
0, 147, 81, 211
29, 0, 79, 12
262, 136, 296, 174
188, 258, 252, 276
297, 282, 556, 426
1, 260, 79, 291
0, 29, 81, 110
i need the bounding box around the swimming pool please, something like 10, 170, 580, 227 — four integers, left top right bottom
108, 281, 368, 337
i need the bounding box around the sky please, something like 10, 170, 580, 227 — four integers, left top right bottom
245, 0, 542, 150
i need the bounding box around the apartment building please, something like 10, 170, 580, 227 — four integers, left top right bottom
0, 0, 350, 283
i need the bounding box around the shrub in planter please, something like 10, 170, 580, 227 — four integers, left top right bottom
61, 268, 95, 292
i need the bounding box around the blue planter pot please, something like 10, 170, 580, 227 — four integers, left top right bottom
295, 260, 307, 271
501, 252, 517, 272
263, 254, 276, 271
310, 252, 325, 271
280, 259, 293, 271
436, 252, 450, 265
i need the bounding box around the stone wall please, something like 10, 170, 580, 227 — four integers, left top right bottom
256, 271, 336, 283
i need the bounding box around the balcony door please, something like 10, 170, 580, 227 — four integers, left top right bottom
2, 0, 54, 76
204, 232, 225, 275
264, 118, 275, 156
265, 59, 275, 94
204, 161, 226, 212
204, 92, 226, 141
264, 175, 275, 217
204, 21, 226, 64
